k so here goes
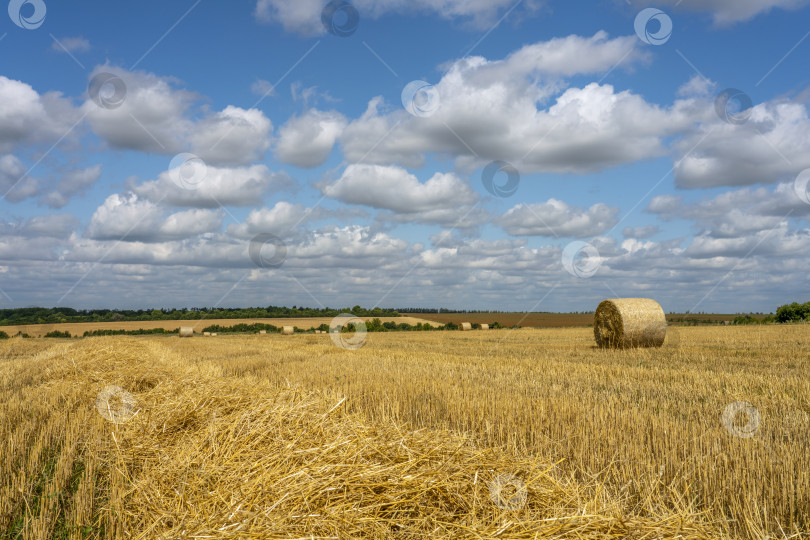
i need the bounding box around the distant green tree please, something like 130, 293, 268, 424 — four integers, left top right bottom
366, 318, 384, 332
775, 302, 810, 323
732, 315, 760, 325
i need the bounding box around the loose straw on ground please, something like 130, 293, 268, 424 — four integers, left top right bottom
0, 338, 723, 539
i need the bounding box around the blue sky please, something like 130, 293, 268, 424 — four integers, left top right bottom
1, 0, 810, 313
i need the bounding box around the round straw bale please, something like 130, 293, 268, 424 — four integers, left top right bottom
203, 332, 211, 336
281, 326, 294, 335
480, 323, 489, 330
460, 322, 472, 331
593, 298, 666, 348
179, 326, 193, 338
259, 330, 267, 334
211, 333, 217, 336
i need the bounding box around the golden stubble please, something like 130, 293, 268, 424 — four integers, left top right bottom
0, 325, 806, 538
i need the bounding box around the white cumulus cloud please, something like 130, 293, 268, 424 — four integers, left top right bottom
275, 109, 347, 168
497, 199, 620, 237
83, 66, 273, 166
133, 164, 291, 208
86, 193, 223, 242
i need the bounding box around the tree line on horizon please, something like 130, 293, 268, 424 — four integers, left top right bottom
0, 305, 399, 327
731, 301, 810, 325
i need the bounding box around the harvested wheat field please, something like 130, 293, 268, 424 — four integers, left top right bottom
1, 326, 808, 539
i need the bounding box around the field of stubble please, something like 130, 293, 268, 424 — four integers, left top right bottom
1, 325, 807, 539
